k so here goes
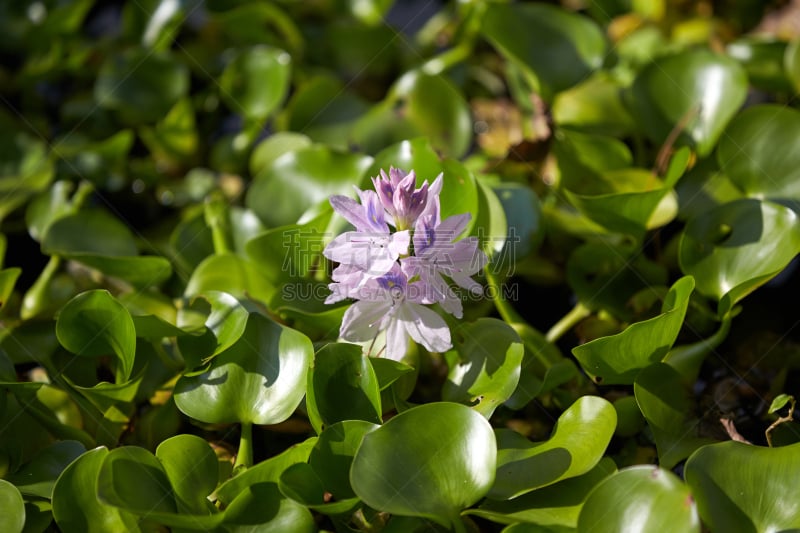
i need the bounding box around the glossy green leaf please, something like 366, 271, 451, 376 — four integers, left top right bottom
352, 72, 472, 158
443, 318, 524, 418
127, 0, 185, 51
306, 343, 382, 433
184, 253, 274, 304
0, 479, 25, 533
97, 446, 177, 515
174, 312, 313, 425
482, 3, 606, 99
214, 437, 317, 529
52, 447, 140, 533
351, 402, 496, 527
279, 462, 360, 515
94, 49, 189, 124
491, 182, 543, 262
634, 363, 713, 468
5, 440, 85, 499
552, 73, 635, 136
490, 396, 616, 500
717, 104, 800, 205
56, 290, 136, 382
156, 434, 218, 515
42, 209, 137, 257
176, 291, 249, 369
139, 98, 198, 167
309, 420, 378, 500
678, 199, 800, 316
220, 45, 291, 122
685, 441, 800, 532
577, 466, 700, 532
572, 276, 694, 385
769, 394, 793, 414
250, 132, 312, 176
467, 458, 616, 528
246, 144, 373, 227
70, 255, 173, 288
472, 179, 508, 259
626, 48, 747, 156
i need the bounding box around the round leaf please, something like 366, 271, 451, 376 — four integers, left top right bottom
678, 199, 800, 315
56, 290, 136, 382
42, 210, 137, 257
685, 441, 800, 532
52, 447, 140, 533
577, 466, 700, 532
626, 48, 747, 156
174, 313, 313, 425
717, 104, 800, 205
245, 144, 373, 227
482, 3, 606, 98
5, 440, 86, 499
219, 45, 291, 121
94, 49, 189, 124
0, 479, 24, 533
97, 446, 177, 515
156, 434, 218, 515
350, 402, 497, 527
490, 396, 616, 500
306, 343, 382, 433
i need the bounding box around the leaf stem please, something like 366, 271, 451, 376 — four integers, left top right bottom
664, 314, 732, 384
545, 302, 591, 343
485, 269, 523, 324
766, 397, 796, 447
20, 255, 61, 320
234, 422, 254, 470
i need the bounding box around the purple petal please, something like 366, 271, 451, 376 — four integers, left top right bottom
340, 300, 391, 342
330, 195, 370, 231
398, 303, 452, 353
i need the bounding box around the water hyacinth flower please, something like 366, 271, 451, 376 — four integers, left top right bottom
323, 167, 487, 360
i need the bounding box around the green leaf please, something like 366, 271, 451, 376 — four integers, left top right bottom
309, 420, 379, 500
56, 290, 136, 382
351, 402, 496, 527
184, 253, 274, 304
52, 447, 140, 533
94, 49, 189, 125
552, 73, 635, 136
42, 209, 137, 257
250, 132, 312, 176
685, 441, 800, 532
572, 276, 694, 385
139, 98, 198, 167
634, 363, 714, 468
443, 318, 524, 418
155, 434, 218, 515
0, 479, 25, 533
219, 45, 291, 122
174, 312, 313, 425
626, 48, 747, 156
246, 144, 373, 227
176, 291, 249, 369
279, 463, 360, 515
482, 3, 606, 99
5, 440, 85, 499
490, 182, 543, 262
717, 104, 800, 205
467, 458, 616, 528
577, 466, 700, 532
490, 396, 616, 500
306, 343, 382, 433
769, 394, 793, 414
678, 199, 800, 316
351, 72, 472, 158
97, 446, 177, 515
